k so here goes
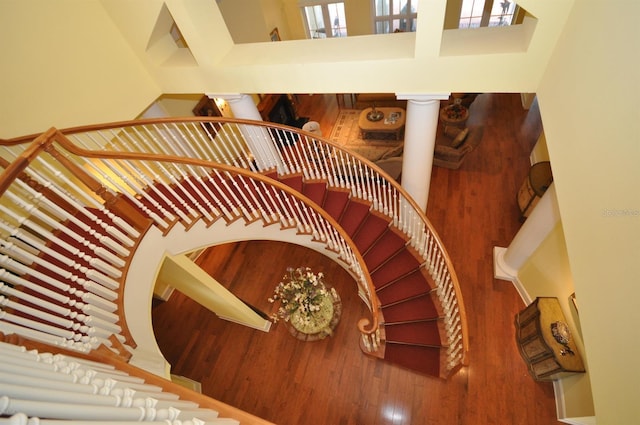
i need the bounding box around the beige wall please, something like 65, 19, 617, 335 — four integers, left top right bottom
218, 0, 270, 43
344, 0, 373, 36
0, 0, 160, 138
518, 222, 594, 418
536, 1, 640, 424
1, 0, 570, 137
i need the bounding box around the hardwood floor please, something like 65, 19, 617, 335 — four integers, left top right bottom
151, 93, 562, 425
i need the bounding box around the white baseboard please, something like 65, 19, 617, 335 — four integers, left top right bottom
218, 314, 272, 332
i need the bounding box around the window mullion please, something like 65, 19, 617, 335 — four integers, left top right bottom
480, 0, 493, 27
322, 5, 332, 38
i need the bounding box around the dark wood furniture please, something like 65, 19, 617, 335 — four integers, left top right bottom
515, 297, 585, 381
193, 95, 222, 117
257, 94, 309, 128
517, 161, 553, 220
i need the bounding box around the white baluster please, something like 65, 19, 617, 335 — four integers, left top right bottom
32, 158, 140, 241
12, 180, 129, 260
2, 196, 122, 279
0, 396, 148, 421
82, 159, 170, 229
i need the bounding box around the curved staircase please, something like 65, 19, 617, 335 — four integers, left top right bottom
0, 118, 468, 423
267, 170, 449, 376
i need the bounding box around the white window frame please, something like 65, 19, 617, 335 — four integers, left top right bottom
458, 0, 518, 29
299, 1, 347, 39
371, 0, 418, 35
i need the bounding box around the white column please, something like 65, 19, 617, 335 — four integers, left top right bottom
208, 93, 285, 173
210, 93, 262, 121
493, 183, 560, 282
396, 94, 450, 211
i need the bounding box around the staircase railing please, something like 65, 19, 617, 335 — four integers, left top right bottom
1, 116, 468, 374
0, 124, 380, 356
0, 334, 274, 424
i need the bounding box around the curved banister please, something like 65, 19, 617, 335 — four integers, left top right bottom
1, 115, 468, 373
50, 128, 382, 334
0, 127, 381, 345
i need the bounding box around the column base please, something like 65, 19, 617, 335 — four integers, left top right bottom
493, 246, 517, 281
493, 246, 532, 305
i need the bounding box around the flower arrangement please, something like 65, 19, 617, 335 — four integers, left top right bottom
442, 102, 469, 120
268, 267, 331, 328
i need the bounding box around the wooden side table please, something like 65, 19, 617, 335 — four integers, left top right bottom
515, 297, 585, 381
358, 107, 406, 140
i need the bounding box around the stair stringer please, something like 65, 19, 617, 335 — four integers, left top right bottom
124, 217, 368, 378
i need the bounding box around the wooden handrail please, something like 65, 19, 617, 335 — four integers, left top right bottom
1, 126, 381, 340
1, 116, 468, 372
48, 128, 382, 337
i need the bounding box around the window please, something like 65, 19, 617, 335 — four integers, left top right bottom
301, 2, 347, 39
373, 0, 418, 34
459, 0, 517, 29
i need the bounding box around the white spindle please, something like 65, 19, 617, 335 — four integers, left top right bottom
13, 180, 130, 260
32, 159, 140, 241
82, 159, 170, 229
3, 195, 122, 279
184, 122, 219, 163
253, 181, 277, 223
216, 123, 252, 169
0, 254, 118, 304
237, 176, 264, 221
97, 158, 179, 223
227, 175, 257, 221
201, 176, 236, 222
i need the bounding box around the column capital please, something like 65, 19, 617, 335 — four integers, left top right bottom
205, 93, 248, 103
396, 93, 451, 102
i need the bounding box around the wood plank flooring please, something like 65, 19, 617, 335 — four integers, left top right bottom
151, 93, 563, 425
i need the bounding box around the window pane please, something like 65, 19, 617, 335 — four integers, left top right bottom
491, 0, 514, 15
460, 0, 485, 29
460, 0, 485, 18
400, 17, 416, 32
471, 0, 485, 15
375, 20, 390, 33
393, 0, 401, 15
305, 5, 326, 38
488, 0, 515, 26
328, 3, 347, 37
375, 0, 390, 17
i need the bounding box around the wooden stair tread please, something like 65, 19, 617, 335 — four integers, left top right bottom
363, 229, 407, 272
351, 212, 391, 254
376, 268, 434, 305
323, 188, 350, 221
384, 320, 441, 346
381, 293, 439, 322
383, 344, 441, 377
370, 248, 423, 288
338, 199, 370, 236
